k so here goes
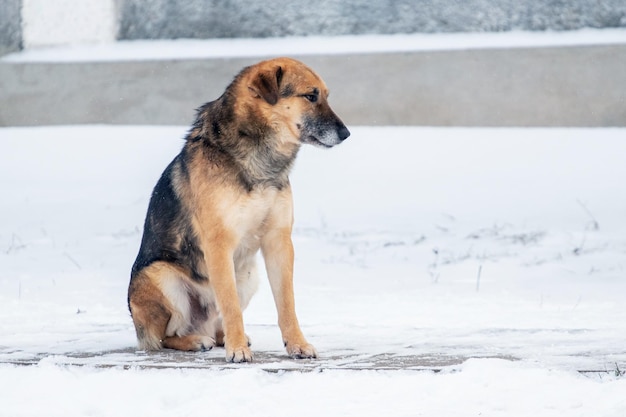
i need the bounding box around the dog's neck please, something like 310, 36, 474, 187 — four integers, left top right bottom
234, 130, 300, 192
187, 96, 300, 191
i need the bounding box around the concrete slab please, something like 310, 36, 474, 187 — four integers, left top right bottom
1, 45, 625, 126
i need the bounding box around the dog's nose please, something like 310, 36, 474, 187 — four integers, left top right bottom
338, 124, 350, 141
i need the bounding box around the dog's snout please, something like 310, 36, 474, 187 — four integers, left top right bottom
338, 124, 350, 141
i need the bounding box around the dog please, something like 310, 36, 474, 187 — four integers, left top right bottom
127, 57, 350, 362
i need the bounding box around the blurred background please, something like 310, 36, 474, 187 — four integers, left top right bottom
1, 0, 625, 127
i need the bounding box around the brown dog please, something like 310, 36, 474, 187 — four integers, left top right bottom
127, 57, 349, 362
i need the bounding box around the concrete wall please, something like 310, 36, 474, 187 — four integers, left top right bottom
118, 0, 626, 40
1, 1, 624, 127
1, 1, 626, 51
2, 45, 625, 127
0, 0, 21, 55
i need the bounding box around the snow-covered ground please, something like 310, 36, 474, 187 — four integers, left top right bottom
3, 28, 626, 62
1, 125, 625, 416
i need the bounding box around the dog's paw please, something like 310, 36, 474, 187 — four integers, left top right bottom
226, 345, 254, 363
285, 342, 318, 359
163, 334, 215, 352
194, 336, 216, 352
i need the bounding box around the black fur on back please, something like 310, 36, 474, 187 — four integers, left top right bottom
130, 155, 207, 284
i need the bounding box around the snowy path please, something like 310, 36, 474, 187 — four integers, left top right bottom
1, 126, 625, 415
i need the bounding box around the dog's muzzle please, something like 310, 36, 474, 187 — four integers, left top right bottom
302, 115, 350, 148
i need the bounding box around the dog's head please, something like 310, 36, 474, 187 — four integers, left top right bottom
243, 57, 350, 148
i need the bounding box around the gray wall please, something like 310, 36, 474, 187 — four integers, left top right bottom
0, 0, 21, 55
2, 45, 625, 127
118, 0, 626, 39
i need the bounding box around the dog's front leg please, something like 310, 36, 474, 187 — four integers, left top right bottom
262, 229, 317, 359
205, 248, 253, 363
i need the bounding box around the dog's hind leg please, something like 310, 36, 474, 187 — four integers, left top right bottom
129, 262, 216, 352
128, 268, 171, 351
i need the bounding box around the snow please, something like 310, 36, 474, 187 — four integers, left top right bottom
2, 28, 626, 63
2, 360, 625, 417
1, 125, 625, 415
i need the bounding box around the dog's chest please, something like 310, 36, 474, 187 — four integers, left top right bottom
227, 187, 282, 248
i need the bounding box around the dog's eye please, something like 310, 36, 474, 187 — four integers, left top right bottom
303, 94, 318, 103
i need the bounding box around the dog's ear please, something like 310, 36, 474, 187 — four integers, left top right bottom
249, 66, 283, 105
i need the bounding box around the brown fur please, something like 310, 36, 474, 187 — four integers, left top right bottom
127, 58, 349, 362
